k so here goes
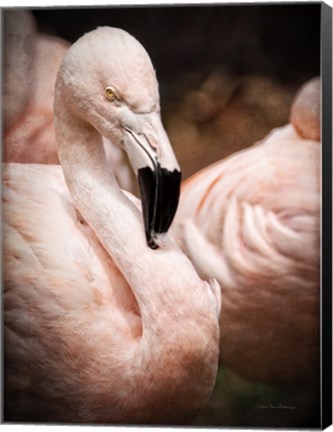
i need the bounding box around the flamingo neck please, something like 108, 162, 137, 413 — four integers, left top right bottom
55, 101, 186, 313
54, 95, 220, 422
56, 104, 148, 257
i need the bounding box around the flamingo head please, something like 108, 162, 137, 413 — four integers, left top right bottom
56, 26, 181, 249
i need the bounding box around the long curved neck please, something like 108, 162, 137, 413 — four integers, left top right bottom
54, 96, 220, 423
56, 101, 147, 257
55, 99, 190, 319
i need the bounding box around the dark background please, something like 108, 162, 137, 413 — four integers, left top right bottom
14, 3, 322, 428
32, 4, 320, 81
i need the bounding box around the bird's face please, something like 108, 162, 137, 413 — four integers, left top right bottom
59, 27, 181, 249
98, 85, 182, 249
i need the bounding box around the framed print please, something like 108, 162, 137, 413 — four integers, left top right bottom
1, 2, 332, 429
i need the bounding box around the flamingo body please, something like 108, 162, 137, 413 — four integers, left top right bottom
173, 79, 320, 386
3, 10, 69, 164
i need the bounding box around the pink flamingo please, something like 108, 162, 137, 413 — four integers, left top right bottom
173, 77, 320, 387
3, 27, 221, 423
3, 10, 69, 164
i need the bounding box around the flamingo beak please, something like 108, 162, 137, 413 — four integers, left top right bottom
123, 114, 181, 249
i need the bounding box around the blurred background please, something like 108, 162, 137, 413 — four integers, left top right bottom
5, 3, 321, 428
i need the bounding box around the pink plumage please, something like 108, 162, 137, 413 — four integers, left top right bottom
173, 77, 320, 386
3, 10, 69, 164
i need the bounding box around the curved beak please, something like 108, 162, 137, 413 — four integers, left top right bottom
123, 112, 181, 249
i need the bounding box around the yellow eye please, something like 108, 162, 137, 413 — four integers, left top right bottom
105, 86, 118, 101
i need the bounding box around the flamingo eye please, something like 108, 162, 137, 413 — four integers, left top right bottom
105, 86, 118, 101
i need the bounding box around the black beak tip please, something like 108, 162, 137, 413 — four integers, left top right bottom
147, 235, 159, 250
138, 165, 181, 249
